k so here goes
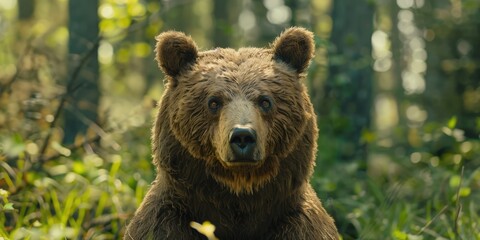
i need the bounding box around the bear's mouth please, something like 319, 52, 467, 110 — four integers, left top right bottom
221, 155, 265, 171
224, 149, 263, 167
224, 158, 261, 166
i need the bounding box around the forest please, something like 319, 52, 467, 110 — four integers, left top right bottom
0, 0, 479, 239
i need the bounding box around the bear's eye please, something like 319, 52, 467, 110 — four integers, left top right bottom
208, 97, 222, 113
258, 96, 273, 112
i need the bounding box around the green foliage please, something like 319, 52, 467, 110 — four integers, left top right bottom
0, 135, 154, 239
314, 120, 480, 239
1, 0, 479, 239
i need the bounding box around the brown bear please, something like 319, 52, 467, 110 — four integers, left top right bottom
124, 27, 339, 239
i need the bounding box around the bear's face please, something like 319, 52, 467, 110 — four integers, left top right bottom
155, 28, 315, 194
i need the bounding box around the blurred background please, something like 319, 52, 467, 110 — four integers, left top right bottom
0, 0, 479, 239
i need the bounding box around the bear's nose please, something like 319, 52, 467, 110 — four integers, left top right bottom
229, 126, 257, 162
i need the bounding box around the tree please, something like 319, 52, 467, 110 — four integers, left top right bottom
63, 0, 100, 144
418, 0, 480, 139
18, 0, 35, 20
320, 0, 375, 163
212, 0, 236, 47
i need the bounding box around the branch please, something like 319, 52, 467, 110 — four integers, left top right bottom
36, 0, 194, 160
6, 0, 195, 168
37, 40, 101, 161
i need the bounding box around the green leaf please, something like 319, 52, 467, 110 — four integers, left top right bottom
109, 154, 122, 178
449, 175, 461, 188
33, 220, 42, 227
459, 187, 471, 197
3, 203, 14, 210
361, 129, 376, 143
393, 229, 408, 240
447, 116, 457, 129
0, 189, 9, 198
72, 161, 86, 174
133, 42, 151, 58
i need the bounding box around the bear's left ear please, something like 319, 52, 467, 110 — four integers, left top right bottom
155, 31, 198, 77
271, 27, 315, 73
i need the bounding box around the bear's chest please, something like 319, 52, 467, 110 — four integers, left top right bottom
189, 197, 286, 239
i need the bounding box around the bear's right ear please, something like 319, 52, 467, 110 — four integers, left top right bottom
155, 31, 198, 77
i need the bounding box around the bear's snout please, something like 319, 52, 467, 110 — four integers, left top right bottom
229, 125, 257, 163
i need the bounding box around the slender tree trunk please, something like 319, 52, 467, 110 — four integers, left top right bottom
212, 0, 230, 47
64, 0, 100, 144
421, 1, 480, 139
322, 0, 374, 162
18, 0, 35, 20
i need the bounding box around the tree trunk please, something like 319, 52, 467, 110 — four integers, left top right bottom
18, 0, 35, 20
212, 0, 231, 47
322, 0, 374, 162
63, 0, 100, 144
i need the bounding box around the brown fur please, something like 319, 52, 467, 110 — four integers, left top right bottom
155, 31, 198, 77
125, 27, 339, 239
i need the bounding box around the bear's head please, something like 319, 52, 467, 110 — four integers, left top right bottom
154, 27, 317, 194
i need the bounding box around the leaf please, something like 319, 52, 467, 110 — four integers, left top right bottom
361, 129, 376, 143
109, 154, 122, 178
133, 42, 151, 58
449, 175, 461, 188
0, 189, 9, 198
2, 133, 25, 157
190, 221, 218, 240
459, 187, 471, 197
3, 203, 14, 210
72, 161, 86, 174
447, 116, 457, 129
33, 220, 42, 227
393, 229, 408, 240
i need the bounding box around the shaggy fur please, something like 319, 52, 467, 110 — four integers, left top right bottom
124, 27, 339, 239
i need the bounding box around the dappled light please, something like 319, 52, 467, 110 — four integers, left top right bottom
374, 94, 399, 132
372, 30, 392, 72
397, 9, 427, 95
264, 0, 291, 25
238, 9, 256, 31
98, 41, 114, 65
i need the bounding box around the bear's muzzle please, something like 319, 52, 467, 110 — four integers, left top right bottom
228, 125, 258, 164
